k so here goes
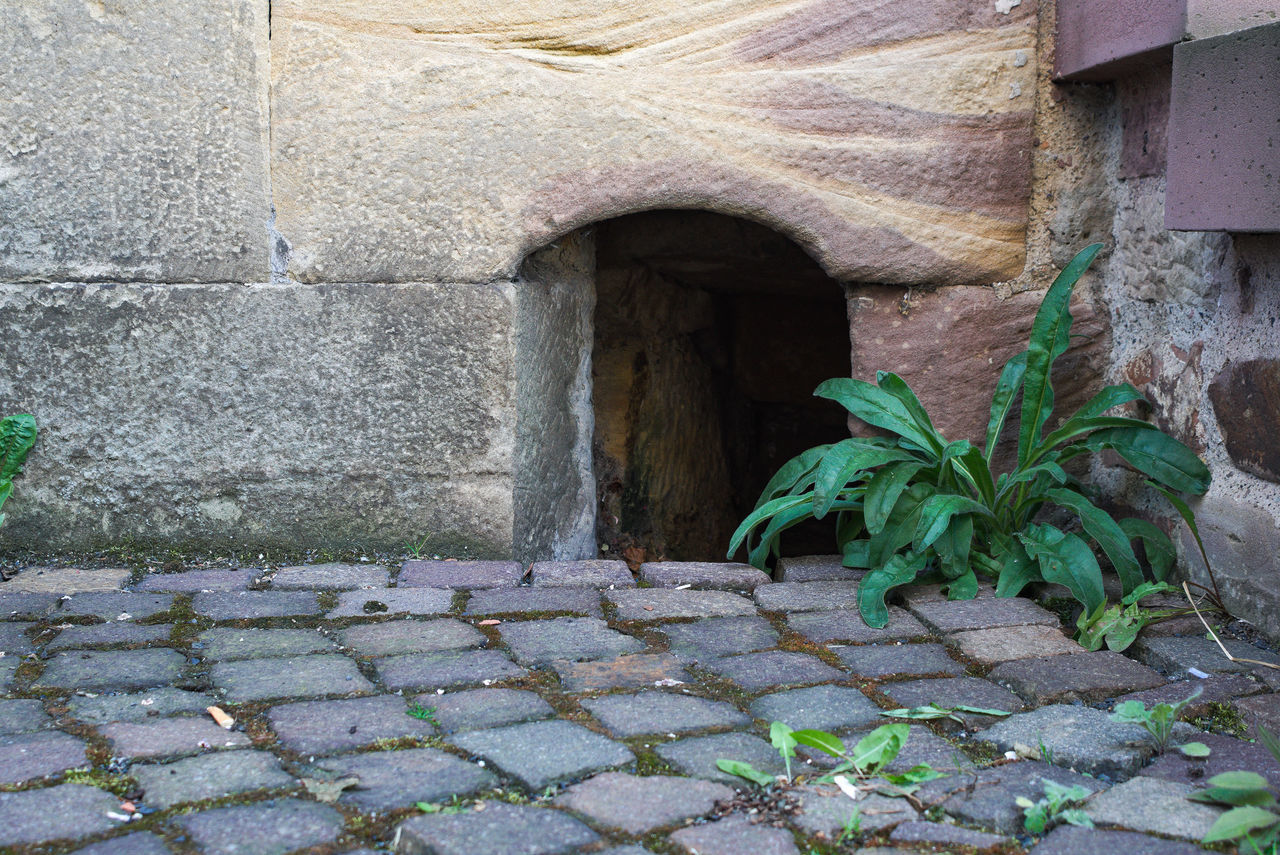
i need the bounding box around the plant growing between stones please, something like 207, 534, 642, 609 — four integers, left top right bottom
880, 703, 1012, 725
729, 244, 1215, 630
1075, 580, 1185, 652
1189, 727, 1280, 852
0, 413, 37, 529
1110, 686, 1210, 756
406, 702, 439, 726
1016, 779, 1094, 834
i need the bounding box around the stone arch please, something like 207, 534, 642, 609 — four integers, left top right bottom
513, 209, 853, 565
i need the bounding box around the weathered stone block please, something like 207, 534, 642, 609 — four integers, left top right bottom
989, 651, 1166, 704
317, 747, 495, 812
554, 772, 734, 834
268, 695, 436, 755
177, 799, 343, 854
776, 555, 862, 583
0, 0, 270, 282
395, 802, 599, 855
4, 567, 129, 593
0, 731, 88, 784
132, 750, 295, 809
582, 691, 750, 738
102, 716, 251, 759
834, 643, 965, 680
670, 814, 800, 855
530, 560, 634, 588
399, 560, 523, 590
0, 281, 516, 555
639, 562, 770, 591
1209, 358, 1280, 483
270, 1, 1036, 286
1086, 776, 1222, 840
948, 625, 1083, 665
553, 654, 692, 692
0, 784, 119, 847
270, 563, 389, 590
449, 720, 634, 790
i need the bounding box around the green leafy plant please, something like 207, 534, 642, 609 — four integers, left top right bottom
405, 534, 433, 559
1075, 580, 1189, 652
406, 702, 439, 726
1189, 728, 1280, 851
881, 704, 1012, 725
835, 808, 862, 844
0, 413, 37, 529
771, 720, 799, 782
1110, 687, 1209, 755
729, 245, 1214, 629
1016, 779, 1094, 834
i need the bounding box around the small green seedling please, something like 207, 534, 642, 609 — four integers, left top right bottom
1189, 726, 1280, 851
714, 758, 776, 788
1076, 581, 1183, 652
881, 704, 1012, 725
1017, 780, 1094, 834
771, 721, 799, 783
835, 808, 862, 844
416, 801, 466, 815
406, 703, 439, 725
1110, 687, 1208, 755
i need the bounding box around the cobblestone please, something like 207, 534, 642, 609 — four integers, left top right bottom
465, 587, 603, 617
193, 590, 321, 619
33, 648, 186, 691
1028, 825, 1213, 855
638, 561, 770, 591
61, 592, 175, 620
449, 719, 634, 789
989, 651, 1166, 704
317, 747, 495, 811
426, 688, 555, 733
659, 616, 779, 663
214, 654, 375, 702
834, 642, 964, 679
1086, 776, 1223, 840
47, 622, 172, 650
133, 749, 295, 808
399, 559, 523, 589
607, 589, 757, 620
750, 685, 883, 732
788, 607, 928, 644
376, 649, 527, 691
881, 677, 1025, 731
754, 581, 861, 612
327, 587, 454, 618
530, 559, 635, 588
670, 814, 800, 855
553, 653, 692, 692
1130, 634, 1280, 675
776, 555, 862, 582
7, 566, 129, 593
70, 832, 173, 855
933, 760, 1106, 833
395, 801, 599, 855
582, 691, 750, 737
702, 650, 844, 691
0, 698, 51, 734
554, 771, 734, 833
977, 704, 1164, 778
177, 798, 344, 854
0, 784, 120, 847
269, 695, 436, 755
270, 563, 389, 589
0, 731, 87, 784
67, 688, 215, 724
339, 618, 485, 656
947, 624, 1083, 665
134, 569, 257, 592
655, 732, 786, 784
0, 592, 60, 619
198, 627, 335, 660
909, 596, 1059, 633
499, 617, 643, 665
101, 716, 251, 759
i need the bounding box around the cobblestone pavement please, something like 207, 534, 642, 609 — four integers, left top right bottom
1, 556, 1277, 854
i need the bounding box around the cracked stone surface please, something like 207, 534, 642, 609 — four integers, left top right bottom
638, 561, 771, 591
0, 557, 1272, 854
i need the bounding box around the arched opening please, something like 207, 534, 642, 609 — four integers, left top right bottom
513, 211, 852, 565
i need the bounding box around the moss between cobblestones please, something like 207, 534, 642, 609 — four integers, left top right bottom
1194, 700, 1249, 737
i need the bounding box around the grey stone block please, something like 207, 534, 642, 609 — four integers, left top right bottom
753, 581, 861, 612
0, 592, 60, 619
948, 625, 1083, 666
531, 560, 635, 588
61, 592, 174, 620
395, 802, 599, 855
1114, 675, 1263, 718
1028, 825, 1212, 855
834, 642, 964, 679
132, 750, 295, 809
881, 677, 1025, 732
0, 699, 51, 735
776, 555, 862, 583
47, 622, 172, 650
788, 607, 928, 644
977, 705, 1163, 778
555, 772, 734, 834
376, 649, 527, 691
269, 695, 436, 756
1086, 776, 1223, 840
198, 627, 335, 660
69, 833, 173, 855
318, 747, 495, 811
450, 720, 634, 790
934, 760, 1105, 833
33, 648, 186, 691
67, 688, 214, 725
213, 654, 375, 702
177, 799, 343, 855
102, 716, 251, 760
607, 589, 757, 620
669, 814, 800, 855
890, 821, 1010, 849
400, 560, 524, 589
499, 617, 643, 666
339, 619, 485, 656
0, 731, 87, 784
134, 569, 257, 593
0, 621, 35, 654
426, 688, 555, 734
1131, 635, 1279, 675
703, 650, 843, 692
553, 653, 692, 692
194, 591, 321, 620
0, 659, 14, 692
0, 784, 119, 847
659, 616, 779, 663
791, 786, 918, 836
908, 596, 1059, 633
0, 0, 269, 282
582, 691, 750, 738
1144, 731, 1280, 791
655, 732, 786, 785
639, 561, 771, 591
465, 588, 603, 617
328, 588, 454, 618
4, 567, 130, 593
270, 563, 390, 590
749, 685, 882, 733
988, 651, 1166, 704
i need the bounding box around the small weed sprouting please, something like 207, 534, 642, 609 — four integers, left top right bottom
1110, 687, 1209, 756
1017, 780, 1094, 834
405, 534, 433, 559
407, 703, 440, 726
880, 703, 1012, 725
835, 807, 862, 844
1189, 727, 1280, 852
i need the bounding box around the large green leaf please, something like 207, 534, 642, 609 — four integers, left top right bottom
729, 494, 814, 560
1118, 518, 1175, 581
815, 378, 939, 454
842, 539, 871, 569
985, 351, 1027, 464
1202, 806, 1280, 843
858, 551, 927, 628
791, 729, 846, 758
850, 723, 909, 773
933, 513, 973, 580
864, 461, 925, 536
1045, 488, 1142, 594
870, 484, 934, 567
993, 538, 1040, 597
955, 446, 996, 506
715, 759, 776, 788
1083, 427, 1211, 495
754, 445, 830, 509
0, 480, 11, 517
944, 567, 979, 599
749, 497, 861, 566
1017, 244, 1103, 467
0, 414, 37, 484
1019, 523, 1105, 613
913, 494, 992, 552
876, 371, 944, 454
813, 440, 914, 520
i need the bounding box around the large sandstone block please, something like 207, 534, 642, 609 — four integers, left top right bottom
0, 1, 271, 282
271, 0, 1038, 285
845, 284, 1111, 447
0, 281, 514, 553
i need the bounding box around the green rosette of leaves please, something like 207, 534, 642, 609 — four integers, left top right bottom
728, 244, 1210, 628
